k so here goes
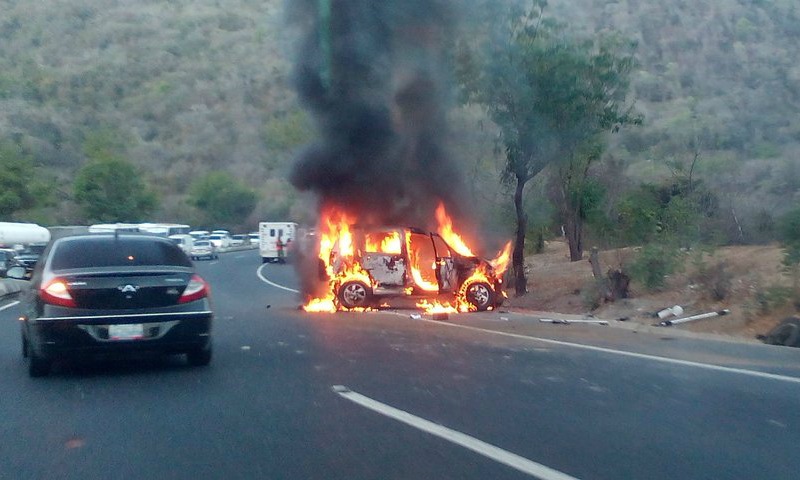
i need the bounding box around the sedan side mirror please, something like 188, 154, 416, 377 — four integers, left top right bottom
5, 266, 29, 280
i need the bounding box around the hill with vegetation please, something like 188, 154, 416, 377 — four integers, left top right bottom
0, 0, 798, 244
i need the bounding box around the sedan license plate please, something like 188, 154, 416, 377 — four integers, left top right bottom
108, 324, 144, 340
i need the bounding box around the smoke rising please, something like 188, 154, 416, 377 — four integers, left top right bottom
287, 0, 469, 230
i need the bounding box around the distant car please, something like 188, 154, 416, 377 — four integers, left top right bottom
248, 233, 259, 244
14, 234, 214, 377
190, 240, 218, 260
0, 248, 24, 278
230, 234, 248, 247
208, 233, 231, 249
15, 243, 47, 275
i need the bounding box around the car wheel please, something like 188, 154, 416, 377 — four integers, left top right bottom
28, 349, 52, 377
464, 281, 494, 311
337, 280, 372, 309
187, 345, 212, 366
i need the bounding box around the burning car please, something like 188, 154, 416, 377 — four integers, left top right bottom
304, 205, 511, 313
328, 226, 503, 311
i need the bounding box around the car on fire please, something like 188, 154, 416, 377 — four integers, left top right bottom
325, 226, 504, 311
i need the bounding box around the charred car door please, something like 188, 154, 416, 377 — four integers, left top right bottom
431, 234, 457, 292
361, 230, 405, 291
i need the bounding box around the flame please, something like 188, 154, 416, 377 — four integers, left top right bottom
416, 299, 459, 314
303, 201, 509, 314
302, 206, 373, 312
489, 241, 512, 276
365, 231, 402, 254
303, 295, 337, 313
406, 230, 439, 292
435, 203, 474, 257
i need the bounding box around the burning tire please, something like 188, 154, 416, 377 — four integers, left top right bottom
464, 281, 494, 311
337, 280, 373, 309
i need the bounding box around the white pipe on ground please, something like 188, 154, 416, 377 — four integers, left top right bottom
660, 309, 730, 327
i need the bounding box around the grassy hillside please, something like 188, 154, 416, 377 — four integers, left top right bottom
1, 0, 798, 234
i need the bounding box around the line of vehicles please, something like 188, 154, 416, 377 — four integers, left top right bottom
1, 221, 302, 276
0, 221, 297, 377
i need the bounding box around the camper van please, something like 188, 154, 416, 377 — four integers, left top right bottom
169, 234, 195, 254
259, 222, 297, 263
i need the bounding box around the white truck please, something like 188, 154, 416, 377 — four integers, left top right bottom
259, 222, 297, 263
0, 222, 51, 247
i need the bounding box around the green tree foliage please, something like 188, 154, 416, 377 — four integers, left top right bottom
780, 205, 800, 268
0, 140, 55, 220
73, 157, 157, 223
459, 1, 640, 293
0, 141, 38, 219
616, 178, 719, 247
188, 172, 258, 229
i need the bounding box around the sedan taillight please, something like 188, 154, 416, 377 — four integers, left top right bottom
179, 274, 209, 304
41, 278, 77, 308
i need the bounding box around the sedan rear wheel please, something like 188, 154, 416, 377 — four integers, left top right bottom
187, 345, 212, 366
28, 350, 51, 377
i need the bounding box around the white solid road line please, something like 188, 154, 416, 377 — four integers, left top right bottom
255, 268, 800, 385
422, 319, 800, 385
332, 385, 580, 480
256, 264, 300, 293
0, 300, 20, 312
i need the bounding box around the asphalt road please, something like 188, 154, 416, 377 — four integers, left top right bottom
2, 249, 800, 479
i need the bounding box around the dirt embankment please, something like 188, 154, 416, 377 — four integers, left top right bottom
504, 240, 798, 339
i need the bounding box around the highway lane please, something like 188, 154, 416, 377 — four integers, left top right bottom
1, 249, 799, 479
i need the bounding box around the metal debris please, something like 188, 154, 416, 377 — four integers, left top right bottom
659, 309, 730, 327
656, 305, 684, 319
540, 318, 609, 326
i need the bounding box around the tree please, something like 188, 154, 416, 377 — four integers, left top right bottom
0, 141, 39, 219
188, 172, 257, 229
459, 1, 640, 294
0, 140, 57, 222
780, 205, 800, 270
73, 157, 157, 222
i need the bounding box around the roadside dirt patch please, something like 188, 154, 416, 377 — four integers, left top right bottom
504, 240, 798, 339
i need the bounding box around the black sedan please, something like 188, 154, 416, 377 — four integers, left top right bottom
13, 233, 214, 377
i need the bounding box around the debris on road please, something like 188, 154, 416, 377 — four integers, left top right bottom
658, 309, 730, 327
540, 318, 609, 326
656, 305, 684, 319
410, 314, 422, 320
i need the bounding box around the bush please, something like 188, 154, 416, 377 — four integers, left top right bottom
779, 205, 800, 268
629, 243, 681, 291
754, 285, 794, 314
692, 258, 733, 301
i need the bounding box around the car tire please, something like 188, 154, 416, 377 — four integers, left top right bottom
464, 281, 495, 311
28, 349, 52, 377
187, 345, 212, 366
337, 280, 372, 309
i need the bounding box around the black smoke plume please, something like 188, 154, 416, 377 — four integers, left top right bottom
287, 0, 469, 229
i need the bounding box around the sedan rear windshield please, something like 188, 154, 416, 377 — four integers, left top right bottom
51, 237, 192, 270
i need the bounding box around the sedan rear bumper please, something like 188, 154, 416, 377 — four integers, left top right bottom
29, 311, 212, 358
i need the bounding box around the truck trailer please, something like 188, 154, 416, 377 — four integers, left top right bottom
259, 222, 297, 263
